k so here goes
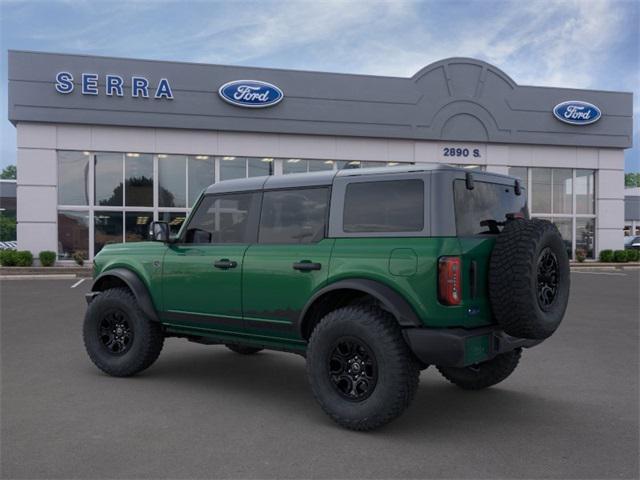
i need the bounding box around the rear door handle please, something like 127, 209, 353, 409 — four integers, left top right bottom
214, 259, 237, 269
293, 261, 321, 272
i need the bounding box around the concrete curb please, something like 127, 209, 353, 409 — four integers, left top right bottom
0, 274, 79, 280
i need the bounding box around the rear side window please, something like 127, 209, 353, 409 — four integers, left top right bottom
184, 192, 260, 244
343, 180, 424, 233
454, 180, 528, 236
259, 188, 329, 244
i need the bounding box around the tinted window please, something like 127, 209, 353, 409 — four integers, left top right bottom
184, 192, 259, 244
454, 180, 528, 236
259, 188, 329, 244
343, 180, 424, 233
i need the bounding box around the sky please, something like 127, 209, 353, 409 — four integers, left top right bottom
0, 0, 638, 172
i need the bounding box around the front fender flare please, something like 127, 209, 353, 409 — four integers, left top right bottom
91, 268, 160, 322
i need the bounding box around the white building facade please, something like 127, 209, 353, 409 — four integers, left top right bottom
8, 51, 633, 261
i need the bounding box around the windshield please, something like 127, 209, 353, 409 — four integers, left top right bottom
454, 180, 528, 236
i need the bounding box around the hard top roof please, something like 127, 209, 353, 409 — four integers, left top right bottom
204, 164, 517, 195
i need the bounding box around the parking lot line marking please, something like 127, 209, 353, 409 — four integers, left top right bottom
71, 278, 87, 288
572, 271, 627, 276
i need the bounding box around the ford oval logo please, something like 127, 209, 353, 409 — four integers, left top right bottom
553, 100, 601, 125
218, 80, 283, 108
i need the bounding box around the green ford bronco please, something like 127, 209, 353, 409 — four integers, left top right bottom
83, 165, 570, 430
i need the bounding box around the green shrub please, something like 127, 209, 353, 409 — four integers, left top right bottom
626, 249, 639, 262
72, 251, 86, 266
599, 249, 613, 262
613, 250, 628, 263
575, 248, 586, 263
15, 250, 33, 267
0, 249, 18, 266
39, 250, 56, 267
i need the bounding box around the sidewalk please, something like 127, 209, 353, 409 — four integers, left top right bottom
0, 266, 93, 279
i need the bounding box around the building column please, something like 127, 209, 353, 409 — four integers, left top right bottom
16, 123, 58, 259
596, 149, 625, 255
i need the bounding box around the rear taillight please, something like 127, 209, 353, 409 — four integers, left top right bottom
438, 256, 462, 305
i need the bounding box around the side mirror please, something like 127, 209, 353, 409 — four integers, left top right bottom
149, 221, 170, 242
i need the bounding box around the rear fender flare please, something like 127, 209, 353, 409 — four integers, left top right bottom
298, 278, 422, 337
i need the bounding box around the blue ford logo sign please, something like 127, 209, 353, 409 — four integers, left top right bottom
218, 80, 283, 108
553, 100, 601, 125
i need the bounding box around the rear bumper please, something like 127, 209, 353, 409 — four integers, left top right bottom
403, 326, 541, 368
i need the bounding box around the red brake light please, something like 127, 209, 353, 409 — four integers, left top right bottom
438, 256, 462, 305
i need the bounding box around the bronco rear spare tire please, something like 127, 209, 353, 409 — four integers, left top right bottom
489, 218, 570, 340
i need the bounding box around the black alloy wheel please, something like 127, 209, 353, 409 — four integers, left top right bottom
98, 309, 134, 355
537, 247, 559, 310
328, 337, 378, 402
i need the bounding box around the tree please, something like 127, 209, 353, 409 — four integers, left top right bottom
1, 165, 16, 179
625, 173, 640, 188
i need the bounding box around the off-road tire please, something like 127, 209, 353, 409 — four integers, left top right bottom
489, 218, 570, 340
437, 349, 522, 390
306, 306, 420, 431
225, 344, 263, 355
83, 287, 164, 377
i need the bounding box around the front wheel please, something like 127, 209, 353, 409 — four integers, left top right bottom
83, 288, 164, 377
437, 349, 522, 390
306, 306, 420, 431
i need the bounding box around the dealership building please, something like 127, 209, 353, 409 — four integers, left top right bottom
7, 50, 633, 261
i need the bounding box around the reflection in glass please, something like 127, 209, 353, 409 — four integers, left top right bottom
283, 159, 308, 174
531, 168, 552, 213
158, 155, 186, 208
125, 153, 153, 206
57, 210, 89, 259
576, 218, 595, 259
308, 160, 334, 172
94, 211, 123, 254
188, 156, 215, 207
508, 166, 528, 187
248, 158, 273, 177
220, 157, 246, 181
159, 211, 188, 236
58, 151, 90, 205
125, 212, 152, 242
337, 160, 361, 170
95, 153, 123, 206
552, 168, 572, 214
576, 169, 595, 214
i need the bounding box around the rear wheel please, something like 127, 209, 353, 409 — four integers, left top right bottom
83, 288, 164, 377
225, 344, 263, 355
437, 349, 522, 390
306, 306, 419, 431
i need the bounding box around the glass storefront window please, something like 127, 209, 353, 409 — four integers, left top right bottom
188, 156, 215, 207
248, 158, 273, 177
283, 159, 308, 174
94, 211, 123, 254
531, 167, 552, 213
552, 168, 572, 214
159, 211, 188, 236
125, 212, 152, 242
508, 166, 528, 187
57, 210, 89, 260
58, 151, 90, 205
95, 153, 123, 206
308, 160, 335, 172
125, 153, 153, 207
337, 160, 362, 170
576, 218, 595, 259
576, 169, 595, 214
220, 156, 246, 181
158, 155, 186, 208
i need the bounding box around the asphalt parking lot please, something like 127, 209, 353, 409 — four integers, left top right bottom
1, 271, 638, 479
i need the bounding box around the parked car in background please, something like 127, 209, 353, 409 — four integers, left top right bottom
624, 236, 640, 250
